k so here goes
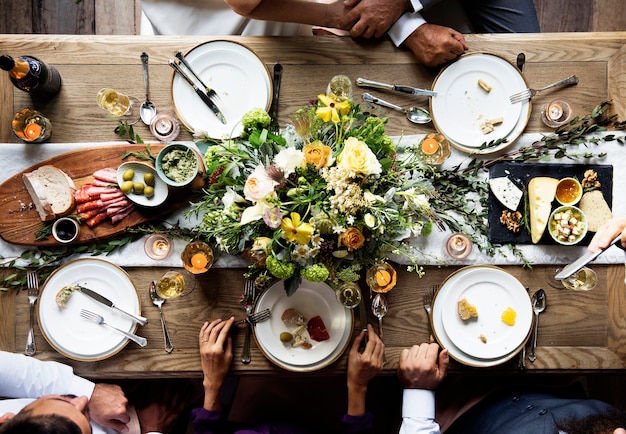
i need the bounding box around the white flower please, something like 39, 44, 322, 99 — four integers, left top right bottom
222, 186, 245, 212
363, 190, 385, 205
274, 147, 305, 176
364, 213, 377, 228
336, 137, 382, 175
240, 200, 271, 225
244, 165, 277, 203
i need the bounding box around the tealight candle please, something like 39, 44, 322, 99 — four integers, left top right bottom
366, 263, 397, 293
182, 241, 214, 274
144, 234, 172, 260
12, 108, 52, 143
150, 113, 180, 142
541, 99, 573, 128
445, 233, 472, 260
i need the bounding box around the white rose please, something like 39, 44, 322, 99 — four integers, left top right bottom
274, 147, 305, 176
243, 165, 277, 203
337, 137, 381, 175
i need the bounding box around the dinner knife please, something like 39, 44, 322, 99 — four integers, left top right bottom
358, 296, 368, 352
168, 60, 227, 124
77, 286, 148, 326
174, 51, 226, 119
555, 234, 622, 280
356, 77, 437, 97
269, 63, 283, 126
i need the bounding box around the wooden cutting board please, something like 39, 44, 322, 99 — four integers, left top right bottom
0, 144, 204, 246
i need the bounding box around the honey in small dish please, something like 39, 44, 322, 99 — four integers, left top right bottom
555, 177, 582, 206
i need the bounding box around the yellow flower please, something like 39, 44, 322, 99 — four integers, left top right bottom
303, 141, 334, 170
338, 227, 365, 251
337, 137, 382, 175
281, 212, 314, 245
315, 94, 350, 123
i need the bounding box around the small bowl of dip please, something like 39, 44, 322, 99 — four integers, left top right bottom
555, 177, 582, 206
52, 217, 80, 243
155, 143, 200, 187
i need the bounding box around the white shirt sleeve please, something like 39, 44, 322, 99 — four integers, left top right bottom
399, 389, 442, 434
0, 351, 95, 399
387, 12, 427, 46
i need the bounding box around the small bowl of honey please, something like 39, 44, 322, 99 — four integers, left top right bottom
555, 177, 582, 206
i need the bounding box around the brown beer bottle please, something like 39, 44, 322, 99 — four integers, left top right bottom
0, 54, 62, 96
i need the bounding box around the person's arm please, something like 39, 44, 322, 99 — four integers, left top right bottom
588, 217, 626, 252
224, 0, 346, 29
397, 343, 448, 434
190, 317, 235, 434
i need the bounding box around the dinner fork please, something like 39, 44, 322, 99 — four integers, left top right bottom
509, 75, 578, 104
241, 280, 257, 364
174, 51, 226, 112
79, 309, 147, 347
25, 271, 39, 356
235, 309, 271, 326
423, 285, 435, 331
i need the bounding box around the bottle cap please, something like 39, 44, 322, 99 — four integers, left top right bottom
0, 55, 15, 71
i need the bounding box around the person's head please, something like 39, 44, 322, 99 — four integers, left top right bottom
558, 407, 626, 434
0, 394, 91, 434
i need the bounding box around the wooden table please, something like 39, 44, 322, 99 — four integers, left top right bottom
1, 33, 626, 379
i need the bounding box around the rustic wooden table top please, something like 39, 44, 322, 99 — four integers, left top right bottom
1, 33, 626, 379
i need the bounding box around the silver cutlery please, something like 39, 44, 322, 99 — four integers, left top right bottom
516, 52, 525, 73
528, 289, 546, 362
25, 270, 39, 356
371, 293, 388, 338
79, 309, 147, 347
174, 51, 227, 118
139, 52, 157, 125
509, 75, 578, 104
241, 279, 257, 364
270, 63, 282, 133
518, 286, 530, 370
168, 59, 227, 124
555, 234, 621, 280
76, 285, 147, 326
362, 93, 431, 124
357, 77, 437, 97
149, 281, 173, 353
235, 308, 271, 326
423, 285, 435, 331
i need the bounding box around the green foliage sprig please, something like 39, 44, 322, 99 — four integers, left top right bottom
121, 144, 157, 163
115, 121, 144, 144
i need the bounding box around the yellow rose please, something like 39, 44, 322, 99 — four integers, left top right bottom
337, 137, 382, 175
303, 141, 334, 170
338, 227, 365, 251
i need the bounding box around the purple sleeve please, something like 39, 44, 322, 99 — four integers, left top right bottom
190, 407, 226, 434
341, 412, 375, 433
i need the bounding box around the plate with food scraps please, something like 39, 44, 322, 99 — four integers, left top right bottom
171, 40, 272, 140
430, 52, 528, 149
37, 258, 142, 361
254, 279, 353, 371
439, 266, 533, 359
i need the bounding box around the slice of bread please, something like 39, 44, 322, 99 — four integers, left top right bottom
528, 177, 558, 243
23, 165, 76, 222
579, 190, 612, 232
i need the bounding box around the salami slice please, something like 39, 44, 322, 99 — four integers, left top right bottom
307, 316, 330, 342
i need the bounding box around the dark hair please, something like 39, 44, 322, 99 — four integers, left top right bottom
0, 409, 82, 434
558, 407, 626, 434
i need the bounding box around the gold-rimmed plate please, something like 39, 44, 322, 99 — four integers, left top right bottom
171, 40, 272, 140
38, 258, 142, 361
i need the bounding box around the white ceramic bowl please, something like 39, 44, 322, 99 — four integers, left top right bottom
116, 161, 168, 207
548, 205, 588, 245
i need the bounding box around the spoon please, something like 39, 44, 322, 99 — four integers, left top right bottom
362, 92, 431, 124
139, 52, 157, 125
528, 288, 546, 362
371, 293, 388, 338
149, 280, 173, 353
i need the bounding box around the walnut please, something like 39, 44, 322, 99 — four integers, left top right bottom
499, 210, 523, 233
582, 169, 601, 189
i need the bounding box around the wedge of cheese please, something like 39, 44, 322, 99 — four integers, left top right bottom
489, 177, 523, 211
528, 177, 558, 243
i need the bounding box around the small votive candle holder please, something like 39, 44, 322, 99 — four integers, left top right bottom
419, 133, 451, 165
445, 233, 472, 260
144, 234, 172, 260
181, 241, 214, 274
541, 99, 574, 128
150, 113, 180, 142
12, 108, 52, 143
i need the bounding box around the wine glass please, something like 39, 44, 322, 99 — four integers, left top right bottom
336, 281, 362, 309
155, 269, 195, 299
96, 88, 140, 124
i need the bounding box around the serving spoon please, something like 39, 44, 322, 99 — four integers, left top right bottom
149, 280, 173, 353
528, 288, 546, 362
140, 52, 157, 125
362, 92, 431, 124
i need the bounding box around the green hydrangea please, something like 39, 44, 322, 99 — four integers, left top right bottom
301, 264, 329, 282
266, 256, 295, 280
241, 108, 271, 130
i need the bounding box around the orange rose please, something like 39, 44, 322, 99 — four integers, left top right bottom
303, 141, 333, 170
339, 227, 365, 251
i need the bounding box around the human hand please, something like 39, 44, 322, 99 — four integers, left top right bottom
397, 342, 448, 390
88, 383, 130, 432
346, 324, 384, 416
199, 317, 234, 411
588, 217, 626, 252
339, 0, 410, 38
403, 23, 468, 67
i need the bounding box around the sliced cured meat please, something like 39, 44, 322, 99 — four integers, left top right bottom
93, 168, 118, 184
76, 199, 103, 213
307, 315, 330, 342
281, 308, 306, 326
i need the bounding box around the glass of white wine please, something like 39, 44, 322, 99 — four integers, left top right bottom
561, 267, 598, 291
156, 270, 195, 299
96, 88, 139, 124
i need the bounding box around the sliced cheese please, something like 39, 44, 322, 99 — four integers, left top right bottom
528, 177, 559, 243
489, 177, 523, 211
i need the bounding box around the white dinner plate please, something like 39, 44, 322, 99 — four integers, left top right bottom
38, 258, 142, 361
431, 52, 529, 150
431, 266, 532, 367
254, 280, 353, 371
440, 267, 533, 359
171, 40, 272, 139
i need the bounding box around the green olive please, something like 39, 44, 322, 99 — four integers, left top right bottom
144, 186, 155, 198
144, 172, 155, 186
133, 182, 145, 194
279, 332, 293, 343
120, 180, 134, 194
122, 169, 135, 181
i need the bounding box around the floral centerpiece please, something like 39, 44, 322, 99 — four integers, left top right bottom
190, 90, 474, 295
